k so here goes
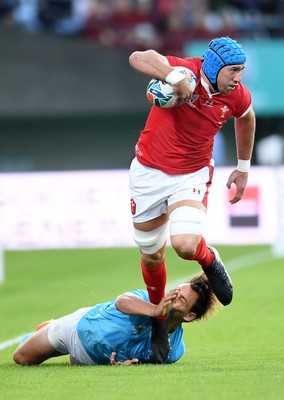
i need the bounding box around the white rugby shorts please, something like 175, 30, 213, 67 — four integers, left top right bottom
129, 157, 214, 223
48, 307, 95, 365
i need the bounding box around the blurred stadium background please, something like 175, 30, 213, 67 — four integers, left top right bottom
0, 1, 283, 269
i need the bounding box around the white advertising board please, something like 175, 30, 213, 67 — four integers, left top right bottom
0, 167, 283, 250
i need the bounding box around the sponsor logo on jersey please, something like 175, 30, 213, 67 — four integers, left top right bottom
186, 93, 199, 108
132, 325, 147, 335
203, 100, 214, 107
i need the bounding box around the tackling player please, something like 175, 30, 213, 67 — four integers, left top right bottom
13, 274, 217, 366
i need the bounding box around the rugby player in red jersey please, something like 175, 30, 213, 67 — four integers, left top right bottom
128, 37, 256, 363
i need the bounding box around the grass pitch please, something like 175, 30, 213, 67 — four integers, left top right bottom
0, 245, 283, 400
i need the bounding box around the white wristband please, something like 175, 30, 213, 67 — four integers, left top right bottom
237, 159, 251, 173
165, 70, 185, 86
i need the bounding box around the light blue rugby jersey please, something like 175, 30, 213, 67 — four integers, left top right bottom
77, 289, 185, 365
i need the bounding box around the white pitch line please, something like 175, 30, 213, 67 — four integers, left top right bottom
0, 248, 275, 352
0, 334, 28, 351
225, 248, 273, 272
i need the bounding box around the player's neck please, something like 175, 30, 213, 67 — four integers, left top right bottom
201, 70, 217, 94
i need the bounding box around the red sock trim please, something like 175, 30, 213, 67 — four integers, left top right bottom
141, 260, 167, 306
188, 237, 214, 268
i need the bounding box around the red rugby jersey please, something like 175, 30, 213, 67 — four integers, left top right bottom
135, 57, 251, 174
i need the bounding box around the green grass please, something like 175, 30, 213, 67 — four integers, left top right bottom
1, 246, 284, 400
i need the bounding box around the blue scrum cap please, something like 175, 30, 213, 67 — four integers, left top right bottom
202, 37, 246, 91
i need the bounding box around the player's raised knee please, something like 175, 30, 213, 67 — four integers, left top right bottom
171, 237, 197, 259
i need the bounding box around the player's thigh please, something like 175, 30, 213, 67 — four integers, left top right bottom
130, 158, 169, 223
14, 326, 59, 364
168, 199, 206, 214
133, 213, 168, 231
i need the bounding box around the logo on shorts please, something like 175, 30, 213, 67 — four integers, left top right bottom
193, 188, 201, 195
131, 198, 136, 215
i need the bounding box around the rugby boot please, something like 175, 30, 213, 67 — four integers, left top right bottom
203, 246, 233, 306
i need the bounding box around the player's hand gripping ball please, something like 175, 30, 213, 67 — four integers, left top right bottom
146, 66, 196, 108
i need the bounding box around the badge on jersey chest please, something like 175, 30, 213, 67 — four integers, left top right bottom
220, 106, 229, 118
186, 93, 232, 127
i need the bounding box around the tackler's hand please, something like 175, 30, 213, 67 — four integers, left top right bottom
110, 352, 140, 366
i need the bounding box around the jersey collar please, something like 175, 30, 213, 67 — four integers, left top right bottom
201, 76, 220, 98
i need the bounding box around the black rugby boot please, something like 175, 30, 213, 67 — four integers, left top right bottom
203, 246, 233, 306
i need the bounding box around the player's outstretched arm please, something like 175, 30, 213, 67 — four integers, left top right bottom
115, 289, 179, 318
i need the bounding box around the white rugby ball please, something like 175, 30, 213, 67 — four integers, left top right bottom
146, 66, 196, 108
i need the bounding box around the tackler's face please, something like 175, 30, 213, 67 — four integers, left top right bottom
171, 283, 198, 321
217, 64, 246, 94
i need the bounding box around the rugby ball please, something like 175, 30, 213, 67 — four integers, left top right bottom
146, 66, 196, 108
